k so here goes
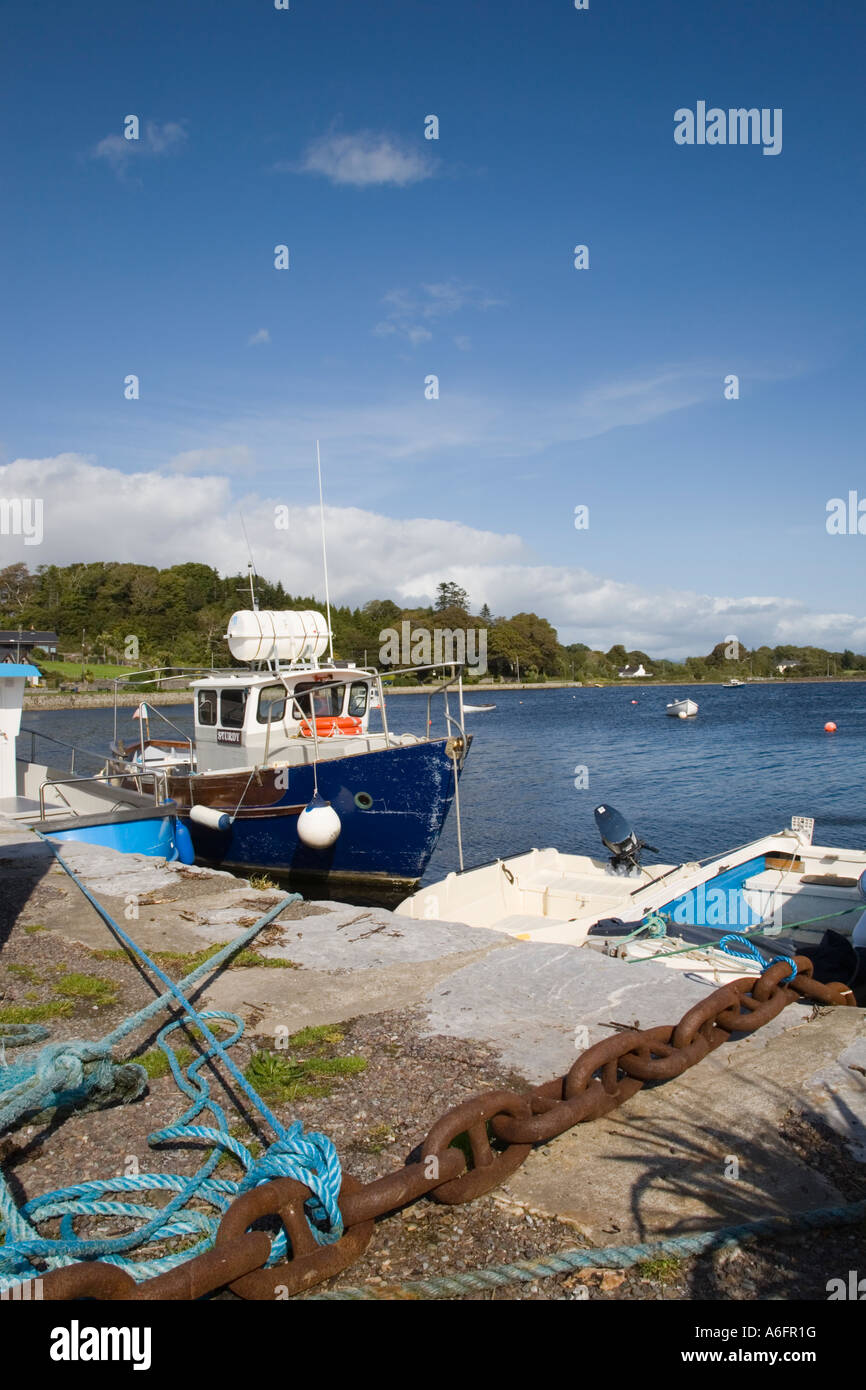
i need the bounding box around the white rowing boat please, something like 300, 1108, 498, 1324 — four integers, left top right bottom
666, 697, 698, 719
397, 808, 866, 989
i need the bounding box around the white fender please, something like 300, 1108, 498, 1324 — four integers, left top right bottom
297, 791, 341, 849
190, 804, 232, 832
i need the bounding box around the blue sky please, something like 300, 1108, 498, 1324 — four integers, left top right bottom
1, 0, 864, 655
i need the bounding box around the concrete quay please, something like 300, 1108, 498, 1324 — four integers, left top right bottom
1, 822, 865, 1255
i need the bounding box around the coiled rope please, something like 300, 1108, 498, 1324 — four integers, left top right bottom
717, 932, 797, 983
0, 836, 342, 1289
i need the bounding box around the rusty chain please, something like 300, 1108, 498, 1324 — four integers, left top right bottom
29, 956, 856, 1301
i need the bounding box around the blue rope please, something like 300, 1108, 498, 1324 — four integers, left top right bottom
0, 838, 343, 1288
716, 933, 797, 983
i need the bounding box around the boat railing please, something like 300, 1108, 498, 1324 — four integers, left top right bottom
121, 701, 195, 768
375, 664, 468, 753
111, 667, 212, 745
19, 726, 108, 777
37, 768, 172, 820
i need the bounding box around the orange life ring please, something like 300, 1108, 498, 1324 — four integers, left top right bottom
299, 716, 363, 738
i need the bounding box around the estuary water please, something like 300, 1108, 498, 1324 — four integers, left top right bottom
20, 682, 866, 889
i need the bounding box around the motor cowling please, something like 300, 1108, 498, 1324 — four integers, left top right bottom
594, 804, 658, 873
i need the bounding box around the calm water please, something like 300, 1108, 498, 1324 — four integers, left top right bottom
21, 683, 866, 889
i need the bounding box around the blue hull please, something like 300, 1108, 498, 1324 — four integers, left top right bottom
44, 810, 181, 860
176, 737, 465, 885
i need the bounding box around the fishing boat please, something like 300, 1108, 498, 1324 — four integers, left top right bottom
397, 805, 866, 987
106, 609, 471, 891
2, 664, 191, 861
666, 697, 698, 718
462, 703, 496, 713
723, 678, 745, 688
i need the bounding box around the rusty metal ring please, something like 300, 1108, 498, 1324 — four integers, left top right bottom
563, 1031, 646, 1096
221, 1173, 374, 1299
340, 1149, 466, 1224
672, 982, 742, 1049
38, 1262, 139, 1302
423, 1090, 532, 1204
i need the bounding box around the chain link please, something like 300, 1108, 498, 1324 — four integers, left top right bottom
33, 958, 856, 1301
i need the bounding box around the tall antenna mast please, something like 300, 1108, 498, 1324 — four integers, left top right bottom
316, 439, 335, 662
238, 512, 260, 611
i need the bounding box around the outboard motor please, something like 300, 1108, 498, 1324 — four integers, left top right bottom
594, 804, 658, 873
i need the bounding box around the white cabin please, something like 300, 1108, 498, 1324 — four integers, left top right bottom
190, 666, 380, 772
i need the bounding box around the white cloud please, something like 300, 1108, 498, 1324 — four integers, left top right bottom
91, 120, 188, 173
373, 281, 504, 346
247, 328, 271, 347
2, 453, 864, 658
292, 131, 434, 188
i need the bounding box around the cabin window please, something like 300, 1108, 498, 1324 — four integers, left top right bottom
219, 688, 247, 728
347, 681, 368, 717
257, 684, 287, 724
197, 691, 217, 726
292, 682, 345, 720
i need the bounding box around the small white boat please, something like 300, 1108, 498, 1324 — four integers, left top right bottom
462, 703, 496, 713
666, 697, 698, 719
723, 679, 745, 688
397, 807, 866, 989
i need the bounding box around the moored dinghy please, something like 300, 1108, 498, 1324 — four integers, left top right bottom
666, 697, 698, 718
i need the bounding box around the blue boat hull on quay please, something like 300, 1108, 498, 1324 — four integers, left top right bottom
38, 805, 194, 862
174, 736, 467, 887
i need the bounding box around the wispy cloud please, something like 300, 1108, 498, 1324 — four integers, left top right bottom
373, 281, 504, 345
247, 328, 271, 347
91, 119, 188, 174
287, 130, 435, 188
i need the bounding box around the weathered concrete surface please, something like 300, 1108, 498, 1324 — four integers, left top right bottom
4, 821, 866, 1252
802, 1032, 866, 1161
421, 942, 812, 1084
496, 1008, 865, 1244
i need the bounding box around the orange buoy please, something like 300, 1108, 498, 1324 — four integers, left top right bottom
824, 721, 837, 732
631, 700, 638, 705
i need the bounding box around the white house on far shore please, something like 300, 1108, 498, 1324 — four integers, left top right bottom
619, 663, 652, 678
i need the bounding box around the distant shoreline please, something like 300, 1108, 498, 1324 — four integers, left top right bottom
22, 674, 866, 711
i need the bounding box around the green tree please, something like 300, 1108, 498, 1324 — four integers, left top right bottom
435, 582, 469, 613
